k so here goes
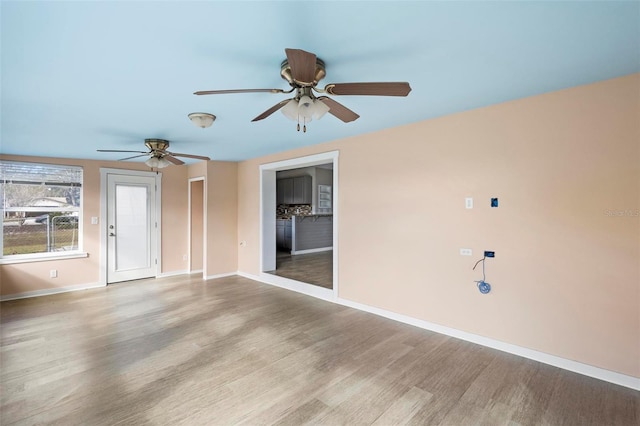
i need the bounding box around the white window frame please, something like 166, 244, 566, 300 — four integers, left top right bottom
0, 160, 87, 264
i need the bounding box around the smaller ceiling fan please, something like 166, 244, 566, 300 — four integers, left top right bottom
97, 139, 210, 168
194, 48, 411, 132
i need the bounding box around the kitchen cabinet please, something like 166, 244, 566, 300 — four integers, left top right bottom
292, 175, 312, 204
276, 221, 285, 248
284, 222, 292, 250
276, 219, 292, 250
277, 175, 311, 205
277, 178, 293, 205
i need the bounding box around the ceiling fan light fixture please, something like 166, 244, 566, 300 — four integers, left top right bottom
145, 156, 171, 169
281, 99, 299, 121
188, 112, 216, 128
312, 99, 330, 120
297, 95, 314, 121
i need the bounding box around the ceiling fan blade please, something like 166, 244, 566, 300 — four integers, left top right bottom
317, 97, 360, 123
285, 48, 317, 85
97, 149, 147, 153
163, 155, 185, 166
324, 82, 412, 97
167, 152, 211, 161
118, 154, 149, 161
194, 88, 287, 95
251, 99, 291, 122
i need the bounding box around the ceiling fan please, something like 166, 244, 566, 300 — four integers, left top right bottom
194, 48, 411, 132
97, 139, 210, 168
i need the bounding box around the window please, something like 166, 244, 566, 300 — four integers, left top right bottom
1, 161, 83, 260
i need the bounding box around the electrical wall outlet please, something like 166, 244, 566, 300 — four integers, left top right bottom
460, 248, 473, 256
182, 254, 188, 261
50, 269, 58, 278
484, 251, 495, 258
465, 197, 473, 209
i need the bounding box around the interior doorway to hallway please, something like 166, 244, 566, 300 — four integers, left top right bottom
189, 178, 205, 276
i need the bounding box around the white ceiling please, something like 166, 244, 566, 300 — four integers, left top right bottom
1, 1, 638, 163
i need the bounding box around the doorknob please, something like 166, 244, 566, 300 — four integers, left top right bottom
109, 232, 116, 237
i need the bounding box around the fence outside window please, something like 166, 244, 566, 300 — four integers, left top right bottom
1, 161, 82, 258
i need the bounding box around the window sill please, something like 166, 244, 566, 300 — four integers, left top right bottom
0, 252, 89, 265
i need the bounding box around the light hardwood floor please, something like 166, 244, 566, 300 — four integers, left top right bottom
269, 250, 333, 289
1, 275, 638, 425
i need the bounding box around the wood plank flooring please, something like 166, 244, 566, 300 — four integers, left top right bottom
269, 250, 333, 289
1, 275, 638, 425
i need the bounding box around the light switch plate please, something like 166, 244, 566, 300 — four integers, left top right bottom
465, 197, 473, 209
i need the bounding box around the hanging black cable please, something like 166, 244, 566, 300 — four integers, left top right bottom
472, 256, 491, 294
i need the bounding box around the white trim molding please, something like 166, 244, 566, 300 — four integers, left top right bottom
204, 272, 237, 281
335, 297, 640, 391
0, 282, 105, 302
258, 150, 339, 300
237, 270, 640, 391
0, 252, 88, 265
157, 270, 189, 278
239, 271, 334, 302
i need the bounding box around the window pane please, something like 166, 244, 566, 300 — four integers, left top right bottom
1, 161, 82, 257
115, 185, 149, 270
3, 212, 79, 255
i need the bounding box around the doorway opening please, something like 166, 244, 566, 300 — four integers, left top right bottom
259, 151, 338, 301
188, 178, 205, 277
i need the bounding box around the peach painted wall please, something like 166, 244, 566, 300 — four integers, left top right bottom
0, 155, 189, 296
236, 74, 640, 378
161, 164, 189, 272
205, 161, 238, 277
187, 161, 207, 179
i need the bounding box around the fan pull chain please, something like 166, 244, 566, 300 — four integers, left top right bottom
295, 115, 308, 132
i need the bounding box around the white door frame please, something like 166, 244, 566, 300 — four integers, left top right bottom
188, 176, 206, 278
259, 150, 339, 302
99, 168, 162, 286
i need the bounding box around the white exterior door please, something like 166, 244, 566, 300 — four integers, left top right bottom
107, 174, 157, 283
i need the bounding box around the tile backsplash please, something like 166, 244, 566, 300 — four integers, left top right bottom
277, 204, 312, 218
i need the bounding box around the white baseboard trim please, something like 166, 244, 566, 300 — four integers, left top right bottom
291, 247, 333, 255
157, 269, 189, 278
9, 271, 636, 390
189, 269, 204, 275
1, 282, 105, 302
235, 271, 256, 280
204, 272, 237, 281
236, 270, 640, 391
238, 271, 334, 302
335, 298, 640, 391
